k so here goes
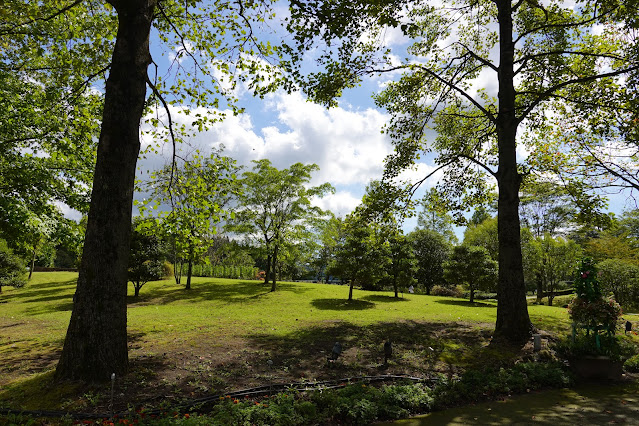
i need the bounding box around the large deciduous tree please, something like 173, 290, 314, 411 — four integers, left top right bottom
128, 221, 165, 297
519, 182, 578, 238
408, 228, 452, 295
597, 258, 639, 308
383, 228, 417, 298
329, 213, 390, 300
526, 234, 582, 305
444, 245, 498, 303
140, 153, 240, 290
234, 160, 334, 292
285, 0, 638, 343
0, 2, 104, 256
416, 189, 458, 244
2, 0, 283, 382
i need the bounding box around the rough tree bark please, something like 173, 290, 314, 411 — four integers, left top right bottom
493, 0, 533, 344
55, 0, 156, 382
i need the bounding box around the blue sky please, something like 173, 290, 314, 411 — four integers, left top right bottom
130, 13, 443, 233
121, 4, 637, 239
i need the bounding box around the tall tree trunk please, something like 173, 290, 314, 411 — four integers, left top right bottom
493, 0, 532, 344
134, 283, 140, 297
55, 0, 156, 382
186, 246, 193, 290
271, 245, 278, 292
348, 280, 354, 301
469, 285, 475, 303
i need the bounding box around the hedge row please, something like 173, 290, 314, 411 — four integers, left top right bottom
190, 264, 258, 280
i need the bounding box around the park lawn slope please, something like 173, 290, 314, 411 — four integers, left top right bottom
0, 272, 572, 412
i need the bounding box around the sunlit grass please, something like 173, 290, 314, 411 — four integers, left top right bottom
0, 271, 579, 409
0, 272, 575, 359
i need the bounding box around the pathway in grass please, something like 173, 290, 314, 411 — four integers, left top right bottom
384, 381, 639, 425
0, 272, 575, 412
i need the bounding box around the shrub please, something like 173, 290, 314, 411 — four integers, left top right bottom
624, 354, 639, 372
0, 239, 27, 292
431, 362, 571, 409
568, 297, 623, 332
162, 261, 174, 279
128, 228, 165, 297
554, 335, 637, 362
598, 258, 639, 308
431, 285, 463, 298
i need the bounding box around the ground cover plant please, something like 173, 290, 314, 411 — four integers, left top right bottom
0, 271, 624, 422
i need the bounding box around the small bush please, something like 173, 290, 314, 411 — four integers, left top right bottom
624, 354, 639, 372
431, 285, 463, 298
162, 261, 174, 279
464, 291, 497, 300
554, 335, 637, 363
431, 361, 571, 410
0, 239, 27, 292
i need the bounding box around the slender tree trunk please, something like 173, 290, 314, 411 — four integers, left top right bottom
271, 245, 278, 292
535, 274, 543, 304
186, 260, 193, 289
393, 276, 398, 298
265, 253, 272, 286
348, 280, 354, 301
55, 0, 156, 382
172, 242, 181, 284
186, 246, 193, 290
469, 285, 475, 303
493, 0, 532, 344
29, 241, 37, 280
134, 283, 140, 297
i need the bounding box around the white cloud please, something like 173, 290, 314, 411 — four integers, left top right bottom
54, 201, 82, 222
135, 90, 398, 218
311, 191, 363, 218
396, 162, 444, 188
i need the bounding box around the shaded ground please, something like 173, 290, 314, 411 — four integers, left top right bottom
384, 380, 639, 425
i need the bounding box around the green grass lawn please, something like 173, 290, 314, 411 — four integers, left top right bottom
0, 272, 577, 411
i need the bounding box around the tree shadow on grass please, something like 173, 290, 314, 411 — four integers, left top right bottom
132, 279, 312, 306
244, 320, 497, 385
435, 299, 496, 308
23, 301, 74, 316
311, 298, 376, 311
361, 295, 409, 303
14, 279, 78, 316
8, 279, 76, 301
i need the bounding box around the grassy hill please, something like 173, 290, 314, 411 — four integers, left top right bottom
0, 272, 573, 411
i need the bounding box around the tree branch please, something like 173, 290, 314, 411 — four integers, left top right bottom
517, 65, 639, 123
146, 73, 179, 195
514, 50, 625, 75
514, 6, 615, 45
454, 42, 498, 72
0, 0, 82, 36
